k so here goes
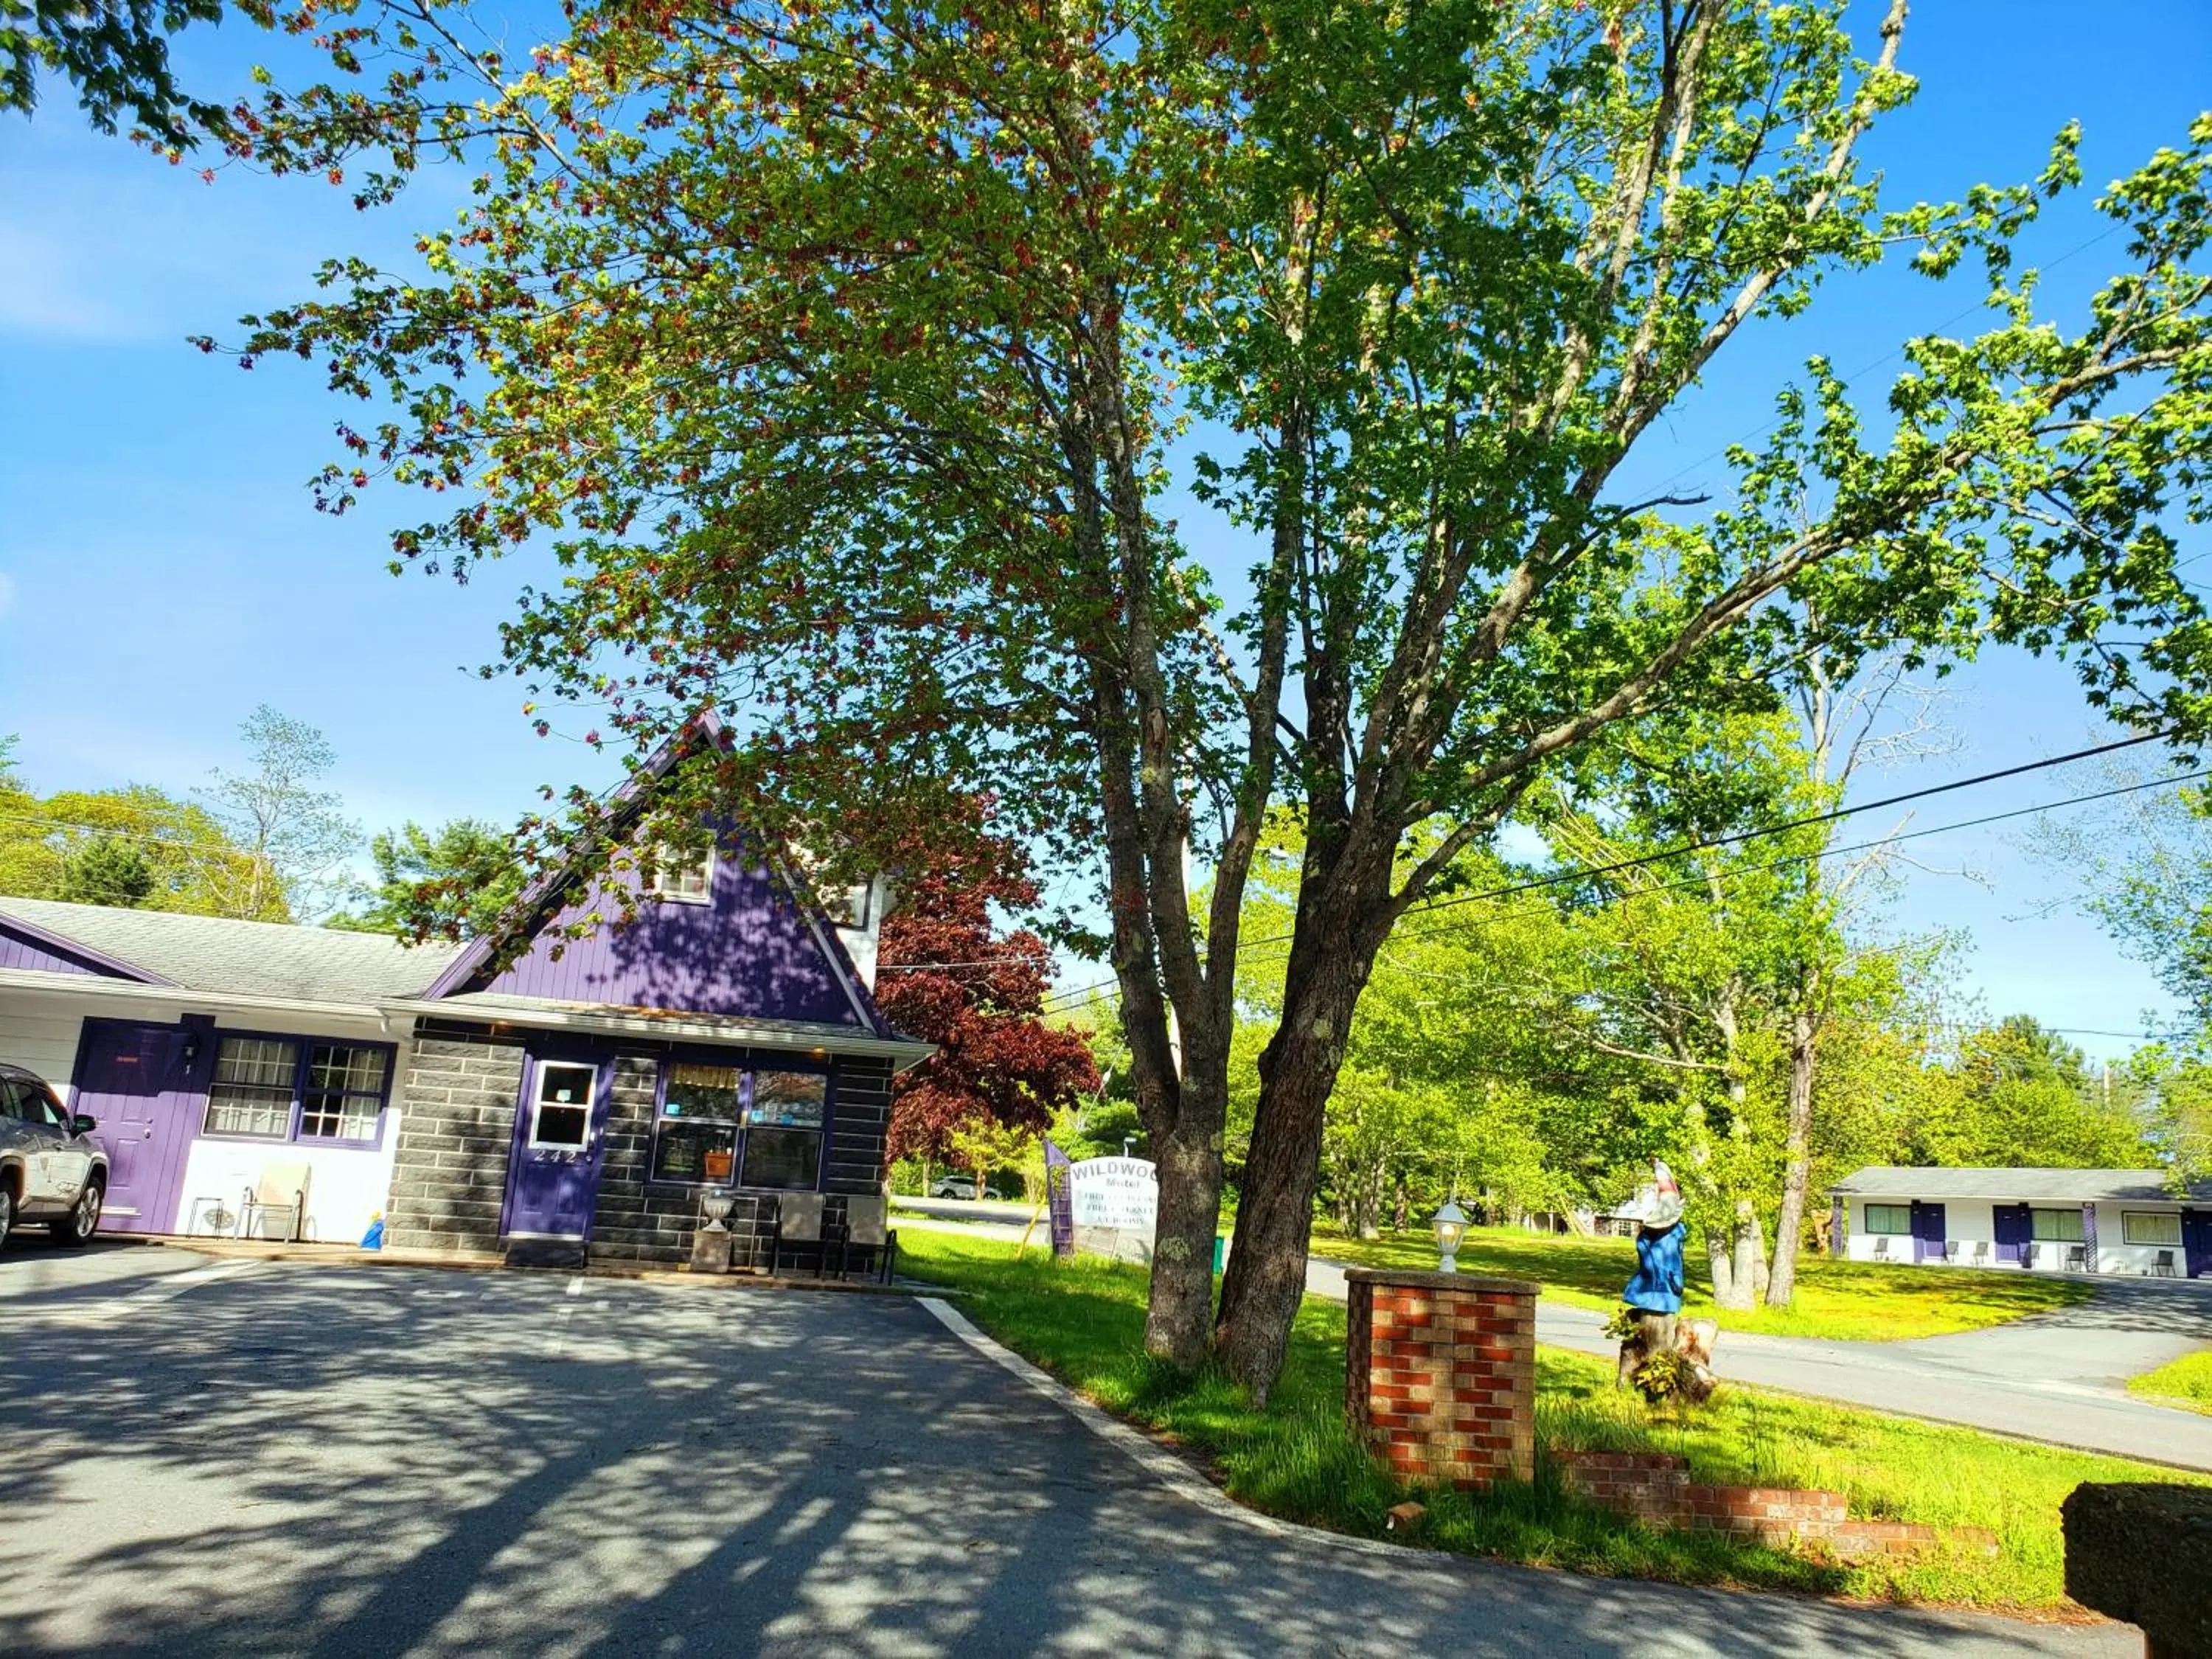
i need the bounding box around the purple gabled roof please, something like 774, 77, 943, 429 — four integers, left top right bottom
423, 711, 891, 1035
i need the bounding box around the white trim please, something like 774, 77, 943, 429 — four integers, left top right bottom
397, 998, 931, 1065
503, 1228, 589, 1242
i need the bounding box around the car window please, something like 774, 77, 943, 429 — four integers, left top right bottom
0, 1078, 26, 1121
27, 1085, 69, 1127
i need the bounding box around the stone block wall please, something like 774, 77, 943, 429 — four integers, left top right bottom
1344, 1268, 1537, 1490
383, 1026, 529, 1253
383, 1021, 898, 1268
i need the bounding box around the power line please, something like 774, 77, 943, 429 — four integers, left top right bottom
1040, 729, 2183, 1010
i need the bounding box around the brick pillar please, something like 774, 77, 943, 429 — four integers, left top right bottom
1344, 1267, 1538, 1490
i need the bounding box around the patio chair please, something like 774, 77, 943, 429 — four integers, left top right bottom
2154, 1250, 2177, 1279
1970, 1240, 1991, 1266
771, 1192, 827, 1276
1871, 1235, 1891, 1261
2065, 1243, 2089, 1273
835, 1194, 898, 1283
240, 1162, 310, 1242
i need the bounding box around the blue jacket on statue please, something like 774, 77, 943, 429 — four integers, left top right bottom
1623, 1220, 1687, 1314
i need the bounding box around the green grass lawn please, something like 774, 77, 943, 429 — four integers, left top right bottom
2129, 1349, 2212, 1416
900, 1229, 2198, 1611
1311, 1222, 2096, 1341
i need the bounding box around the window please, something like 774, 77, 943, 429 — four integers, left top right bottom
301, 1046, 389, 1139
529, 1062, 598, 1151
649, 1062, 829, 1190
201, 1034, 392, 1143
2031, 1207, 2085, 1242
1863, 1203, 1911, 1235
652, 1062, 741, 1183
204, 1038, 299, 1137
644, 844, 715, 903
2123, 1211, 2183, 1247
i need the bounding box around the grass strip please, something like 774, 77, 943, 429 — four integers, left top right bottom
2128, 1349, 2212, 1416
1311, 1222, 2096, 1341
900, 1229, 2200, 1611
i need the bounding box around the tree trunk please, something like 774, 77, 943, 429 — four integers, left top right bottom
1736, 1201, 1765, 1302
1705, 1225, 1741, 1307
1766, 1007, 1820, 1307
1216, 927, 1374, 1399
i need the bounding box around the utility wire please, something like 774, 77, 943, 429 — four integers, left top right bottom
1038, 728, 2182, 1010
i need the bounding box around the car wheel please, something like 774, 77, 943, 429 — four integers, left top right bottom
55, 1178, 102, 1248
0, 1181, 14, 1251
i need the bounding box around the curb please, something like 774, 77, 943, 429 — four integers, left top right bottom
913, 1295, 1419, 1563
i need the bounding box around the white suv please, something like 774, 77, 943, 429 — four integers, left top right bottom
0, 1063, 108, 1251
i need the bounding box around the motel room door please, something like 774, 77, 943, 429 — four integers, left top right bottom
2185, 1210, 2212, 1279
1908, 1200, 1946, 1263
72, 1020, 198, 1234
500, 1051, 614, 1245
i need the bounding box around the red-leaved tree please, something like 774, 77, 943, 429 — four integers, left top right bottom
875, 843, 1100, 1165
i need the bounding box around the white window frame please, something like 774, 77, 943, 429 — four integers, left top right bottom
642, 844, 715, 905
527, 1062, 599, 1152
2122, 1210, 2183, 1247
1862, 1203, 1911, 1236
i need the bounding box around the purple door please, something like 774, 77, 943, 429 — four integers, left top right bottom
73, 1021, 195, 1233
2185, 1210, 2211, 1279
1909, 1200, 1946, 1263
500, 1051, 613, 1242
1993, 1203, 2031, 1265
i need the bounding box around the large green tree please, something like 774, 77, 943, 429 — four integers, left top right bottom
0, 735, 291, 919
221, 0, 2212, 1390
331, 816, 526, 937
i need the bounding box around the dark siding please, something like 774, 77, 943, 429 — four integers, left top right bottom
383, 1029, 526, 1254
380, 1023, 897, 1269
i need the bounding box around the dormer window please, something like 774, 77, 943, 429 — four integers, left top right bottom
643, 844, 715, 904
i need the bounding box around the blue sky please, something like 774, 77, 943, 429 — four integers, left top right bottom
1, 1, 2208, 1054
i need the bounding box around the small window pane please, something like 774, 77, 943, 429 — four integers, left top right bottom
530, 1063, 595, 1150
664, 1062, 741, 1121
309, 1045, 388, 1095
1863, 1203, 1911, 1235
740, 1127, 821, 1190
749, 1071, 826, 1129
204, 1038, 296, 1136
2031, 1208, 2085, 1242
645, 845, 714, 902
653, 1119, 739, 1183
301, 1097, 380, 1140
2123, 1211, 2183, 1246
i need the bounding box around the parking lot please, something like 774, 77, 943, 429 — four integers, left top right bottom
0, 1239, 2132, 1658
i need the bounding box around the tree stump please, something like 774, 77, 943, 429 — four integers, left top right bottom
1616, 1311, 1719, 1405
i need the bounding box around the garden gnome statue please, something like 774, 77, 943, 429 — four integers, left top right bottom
1614, 1161, 1717, 1402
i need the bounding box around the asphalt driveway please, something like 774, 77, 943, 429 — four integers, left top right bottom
0, 1243, 2134, 1658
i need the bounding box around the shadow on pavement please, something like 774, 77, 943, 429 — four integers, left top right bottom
0, 1265, 2131, 1658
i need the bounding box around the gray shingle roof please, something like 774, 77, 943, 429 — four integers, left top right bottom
1832, 1166, 2210, 1203
0, 897, 462, 1002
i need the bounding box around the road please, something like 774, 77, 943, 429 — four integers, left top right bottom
0, 1238, 2129, 1658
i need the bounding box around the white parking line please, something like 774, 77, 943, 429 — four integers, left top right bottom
44, 1258, 265, 1326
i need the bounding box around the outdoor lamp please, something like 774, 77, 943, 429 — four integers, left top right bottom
1432, 1200, 1469, 1273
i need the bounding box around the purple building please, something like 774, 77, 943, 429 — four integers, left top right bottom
0, 717, 928, 1266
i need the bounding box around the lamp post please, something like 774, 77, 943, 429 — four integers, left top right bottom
1432, 1199, 1469, 1273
